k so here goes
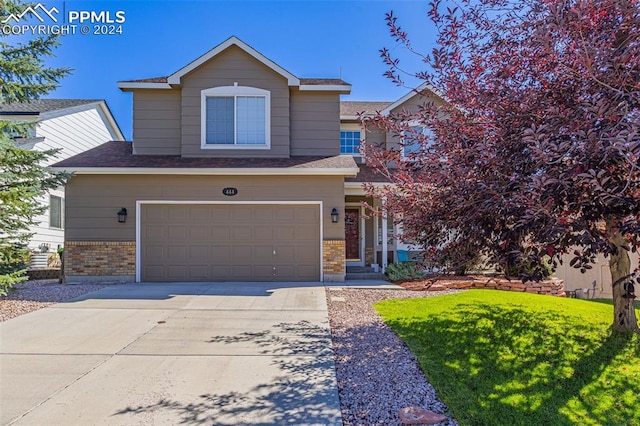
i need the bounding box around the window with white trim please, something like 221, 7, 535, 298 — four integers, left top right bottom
201, 85, 270, 149
340, 124, 364, 155
49, 195, 63, 229
402, 125, 433, 158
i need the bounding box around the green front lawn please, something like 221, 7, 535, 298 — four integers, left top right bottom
375, 291, 639, 426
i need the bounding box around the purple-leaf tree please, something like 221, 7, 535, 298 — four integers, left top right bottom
361, 0, 640, 332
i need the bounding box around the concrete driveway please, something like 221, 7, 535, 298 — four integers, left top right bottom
0, 282, 341, 425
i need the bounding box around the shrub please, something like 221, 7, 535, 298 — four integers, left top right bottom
504, 257, 553, 281
385, 262, 425, 281
0, 243, 29, 296
429, 241, 485, 275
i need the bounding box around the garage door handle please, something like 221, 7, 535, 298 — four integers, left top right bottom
273, 250, 276, 255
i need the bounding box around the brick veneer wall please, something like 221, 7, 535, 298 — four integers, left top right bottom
323, 240, 345, 281
65, 241, 135, 277
365, 247, 374, 266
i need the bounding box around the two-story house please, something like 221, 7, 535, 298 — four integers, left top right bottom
0, 99, 124, 263
53, 37, 361, 282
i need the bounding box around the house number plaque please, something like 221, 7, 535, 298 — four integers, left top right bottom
222, 187, 238, 196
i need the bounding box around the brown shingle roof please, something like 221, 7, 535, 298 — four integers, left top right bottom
340, 101, 393, 117
121, 76, 168, 83
347, 164, 391, 183
300, 78, 350, 86
53, 141, 357, 172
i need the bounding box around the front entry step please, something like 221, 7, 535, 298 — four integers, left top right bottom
345, 266, 385, 281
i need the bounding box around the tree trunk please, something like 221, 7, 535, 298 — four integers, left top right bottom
607, 220, 639, 333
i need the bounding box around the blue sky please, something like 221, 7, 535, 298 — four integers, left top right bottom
8, 1, 437, 139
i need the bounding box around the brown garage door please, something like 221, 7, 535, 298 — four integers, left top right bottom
141, 204, 320, 282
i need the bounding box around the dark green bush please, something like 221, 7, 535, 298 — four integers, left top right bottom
385, 262, 425, 281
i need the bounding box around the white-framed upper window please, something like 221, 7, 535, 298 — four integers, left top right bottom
402, 125, 433, 158
201, 85, 270, 149
340, 124, 365, 155
49, 195, 63, 229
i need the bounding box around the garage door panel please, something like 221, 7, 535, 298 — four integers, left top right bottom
254, 207, 275, 221
296, 264, 318, 278
232, 207, 253, 221
254, 265, 276, 278
210, 265, 231, 277
232, 227, 252, 240
188, 245, 210, 261
146, 245, 166, 259
188, 265, 209, 280
167, 245, 187, 259
253, 246, 274, 262
273, 227, 295, 241
167, 206, 188, 221
142, 204, 320, 281
144, 265, 165, 281
229, 265, 254, 279
145, 207, 166, 221
188, 226, 211, 242
274, 208, 296, 222
274, 245, 295, 259
189, 207, 211, 222
145, 225, 167, 242
231, 245, 252, 259
211, 226, 230, 240
210, 245, 231, 260
295, 225, 318, 240
209, 209, 232, 223
168, 226, 188, 240
296, 208, 319, 222
254, 226, 274, 241
166, 265, 187, 280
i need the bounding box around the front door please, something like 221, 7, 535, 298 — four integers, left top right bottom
345, 208, 361, 263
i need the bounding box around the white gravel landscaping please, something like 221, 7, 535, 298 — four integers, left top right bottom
327, 287, 459, 426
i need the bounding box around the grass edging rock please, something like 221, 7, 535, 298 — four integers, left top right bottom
398, 276, 566, 297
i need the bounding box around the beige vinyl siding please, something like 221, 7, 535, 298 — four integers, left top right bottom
389, 91, 445, 115
364, 126, 386, 149
290, 90, 340, 156
132, 90, 181, 155
65, 174, 345, 242
387, 91, 444, 151
180, 46, 290, 158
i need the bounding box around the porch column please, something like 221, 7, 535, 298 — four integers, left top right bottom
381, 197, 388, 271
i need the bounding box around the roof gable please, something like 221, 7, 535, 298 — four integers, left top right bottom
380, 82, 446, 115
0, 99, 124, 141
168, 36, 299, 86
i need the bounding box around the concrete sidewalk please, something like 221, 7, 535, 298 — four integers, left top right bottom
0, 282, 343, 425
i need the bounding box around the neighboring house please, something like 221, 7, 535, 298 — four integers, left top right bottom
0, 99, 124, 262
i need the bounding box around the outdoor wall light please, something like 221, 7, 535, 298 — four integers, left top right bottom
331, 208, 339, 223
117, 208, 127, 223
